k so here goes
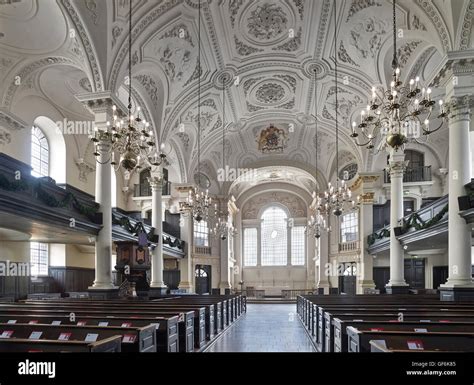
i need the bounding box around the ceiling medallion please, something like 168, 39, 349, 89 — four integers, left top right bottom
247, 3, 288, 41
302, 59, 328, 80
255, 83, 285, 104
257, 124, 288, 154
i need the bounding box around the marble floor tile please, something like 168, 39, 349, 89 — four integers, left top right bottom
206, 304, 315, 353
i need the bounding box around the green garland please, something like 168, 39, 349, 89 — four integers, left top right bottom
112, 213, 185, 250
163, 235, 185, 250
464, 181, 474, 204
0, 174, 99, 220
34, 183, 99, 220
0, 174, 28, 191
400, 204, 448, 232
367, 228, 390, 246
112, 213, 155, 241
368, 204, 448, 246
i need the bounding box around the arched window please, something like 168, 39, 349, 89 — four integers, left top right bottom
261, 206, 288, 266
31, 126, 49, 177
405, 150, 424, 169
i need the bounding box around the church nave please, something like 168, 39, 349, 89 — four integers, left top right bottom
205, 304, 315, 353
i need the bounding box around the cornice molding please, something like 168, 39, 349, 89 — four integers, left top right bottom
0, 109, 28, 131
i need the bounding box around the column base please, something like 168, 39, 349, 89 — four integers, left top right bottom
87, 288, 119, 300
178, 282, 193, 293
317, 282, 330, 295
148, 287, 168, 297
385, 285, 410, 295
439, 286, 474, 301
219, 282, 232, 295
358, 280, 376, 294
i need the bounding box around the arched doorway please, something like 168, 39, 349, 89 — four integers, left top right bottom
195, 265, 211, 294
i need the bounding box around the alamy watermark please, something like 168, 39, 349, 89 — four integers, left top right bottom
217, 165, 258, 182
0, 261, 31, 277
55, 119, 94, 136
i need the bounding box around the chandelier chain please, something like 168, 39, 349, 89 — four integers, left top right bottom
128, 0, 132, 111
392, 0, 398, 70
197, 0, 201, 180
222, 77, 225, 173
333, 0, 339, 191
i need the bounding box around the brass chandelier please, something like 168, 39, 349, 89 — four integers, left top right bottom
90, 0, 166, 172
350, 0, 448, 151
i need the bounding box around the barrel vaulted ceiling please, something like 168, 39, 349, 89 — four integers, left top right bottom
0, 0, 473, 194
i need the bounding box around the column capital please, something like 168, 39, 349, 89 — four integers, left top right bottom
95, 140, 112, 154
76, 91, 128, 117
148, 176, 164, 190
448, 95, 472, 124
359, 192, 375, 205
388, 160, 408, 178
430, 50, 474, 90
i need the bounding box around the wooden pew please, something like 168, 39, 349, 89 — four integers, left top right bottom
332, 318, 474, 352
12, 302, 206, 351
0, 306, 186, 352
321, 305, 474, 352
0, 322, 156, 352
298, 294, 441, 328
300, 295, 468, 334
297, 296, 474, 351
320, 309, 474, 353
347, 327, 474, 353
0, 335, 121, 352
0, 313, 178, 353
26, 298, 222, 343
312, 301, 474, 351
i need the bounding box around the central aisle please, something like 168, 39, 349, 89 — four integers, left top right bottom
205, 304, 315, 352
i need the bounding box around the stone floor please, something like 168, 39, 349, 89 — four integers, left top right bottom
205, 304, 315, 352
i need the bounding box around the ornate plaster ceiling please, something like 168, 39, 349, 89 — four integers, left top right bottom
0, 0, 472, 193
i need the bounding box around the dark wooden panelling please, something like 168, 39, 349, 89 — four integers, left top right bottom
164, 211, 181, 238
49, 267, 94, 293
433, 265, 448, 289
163, 270, 180, 290
404, 258, 425, 288
0, 275, 30, 300
373, 267, 390, 294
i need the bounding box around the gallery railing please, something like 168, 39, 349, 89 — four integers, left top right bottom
367, 195, 448, 247
384, 165, 432, 183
